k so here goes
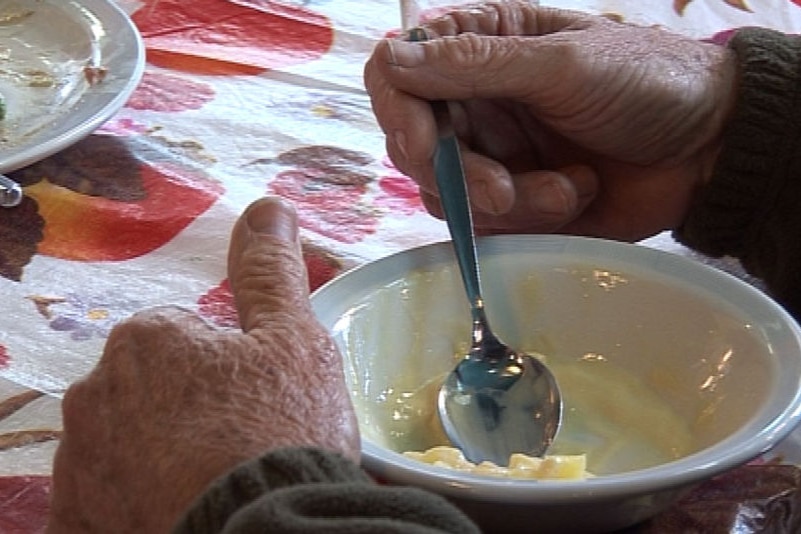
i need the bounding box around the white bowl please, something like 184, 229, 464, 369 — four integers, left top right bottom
311, 235, 801, 533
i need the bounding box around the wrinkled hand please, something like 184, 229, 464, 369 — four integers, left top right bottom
46, 198, 359, 534
364, 2, 737, 241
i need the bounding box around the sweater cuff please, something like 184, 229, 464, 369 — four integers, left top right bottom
172, 447, 480, 534
673, 27, 801, 313
172, 447, 371, 533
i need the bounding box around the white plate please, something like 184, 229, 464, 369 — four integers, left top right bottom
0, 0, 144, 173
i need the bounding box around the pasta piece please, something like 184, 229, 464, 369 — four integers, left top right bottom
404, 445, 592, 480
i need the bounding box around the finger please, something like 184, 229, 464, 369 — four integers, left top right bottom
423, 2, 588, 38
384, 125, 436, 197
380, 107, 517, 216
365, 54, 438, 174
557, 164, 692, 241
374, 9, 601, 102
515, 164, 597, 220
414, 146, 516, 217
472, 165, 598, 232
364, 4, 589, 166
227, 197, 310, 335
460, 148, 516, 214
420, 189, 445, 220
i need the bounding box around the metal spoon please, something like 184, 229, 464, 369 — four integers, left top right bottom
408, 29, 562, 466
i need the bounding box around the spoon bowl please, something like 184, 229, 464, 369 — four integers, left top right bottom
439, 326, 562, 465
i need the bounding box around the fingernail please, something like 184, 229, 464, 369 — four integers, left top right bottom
245, 197, 298, 242
530, 181, 571, 215
387, 39, 425, 67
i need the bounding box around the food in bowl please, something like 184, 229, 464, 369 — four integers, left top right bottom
404, 445, 591, 479
393, 338, 696, 478
381, 339, 698, 479
311, 235, 801, 533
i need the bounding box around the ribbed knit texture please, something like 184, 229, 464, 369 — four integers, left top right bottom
674, 27, 801, 317
172, 447, 479, 534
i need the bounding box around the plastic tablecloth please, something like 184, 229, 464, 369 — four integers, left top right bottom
1, 0, 801, 531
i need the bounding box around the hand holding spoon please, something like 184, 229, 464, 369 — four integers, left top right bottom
407, 28, 563, 466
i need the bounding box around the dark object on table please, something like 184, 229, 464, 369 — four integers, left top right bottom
630, 464, 801, 533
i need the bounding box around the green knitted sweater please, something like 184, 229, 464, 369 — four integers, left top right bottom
675, 27, 801, 318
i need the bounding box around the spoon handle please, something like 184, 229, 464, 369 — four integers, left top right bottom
406, 29, 485, 321
431, 109, 485, 314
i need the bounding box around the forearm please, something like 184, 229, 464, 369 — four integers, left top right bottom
172, 447, 479, 534
674, 27, 801, 318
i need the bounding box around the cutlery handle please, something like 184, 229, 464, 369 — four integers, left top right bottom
433, 124, 485, 311
405, 29, 485, 317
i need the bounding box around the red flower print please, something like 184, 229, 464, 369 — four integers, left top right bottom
270, 169, 377, 244
304, 243, 345, 292
27, 162, 222, 261
97, 117, 149, 136
263, 145, 379, 243
0, 345, 8, 369
198, 279, 238, 329
0, 476, 51, 533
132, 0, 334, 75
373, 157, 424, 216
125, 72, 215, 112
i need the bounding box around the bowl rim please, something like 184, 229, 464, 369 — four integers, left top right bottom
312, 234, 801, 503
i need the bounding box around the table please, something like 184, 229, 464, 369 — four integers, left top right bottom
1, 0, 801, 531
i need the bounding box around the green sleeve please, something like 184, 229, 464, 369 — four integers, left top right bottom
172, 447, 480, 534
673, 27, 801, 318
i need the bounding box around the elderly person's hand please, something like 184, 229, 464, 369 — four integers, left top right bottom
364, 3, 737, 241
46, 198, 359, 533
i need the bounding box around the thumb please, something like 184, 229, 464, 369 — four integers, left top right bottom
227, 197, 310, 334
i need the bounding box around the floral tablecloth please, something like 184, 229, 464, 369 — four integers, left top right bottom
1, 0, 800, 531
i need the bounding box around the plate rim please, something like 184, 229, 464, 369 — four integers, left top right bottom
0, 0, 145, 174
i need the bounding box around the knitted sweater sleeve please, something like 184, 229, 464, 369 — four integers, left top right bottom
673, 27, 801, 318
171, 447, 480, 534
